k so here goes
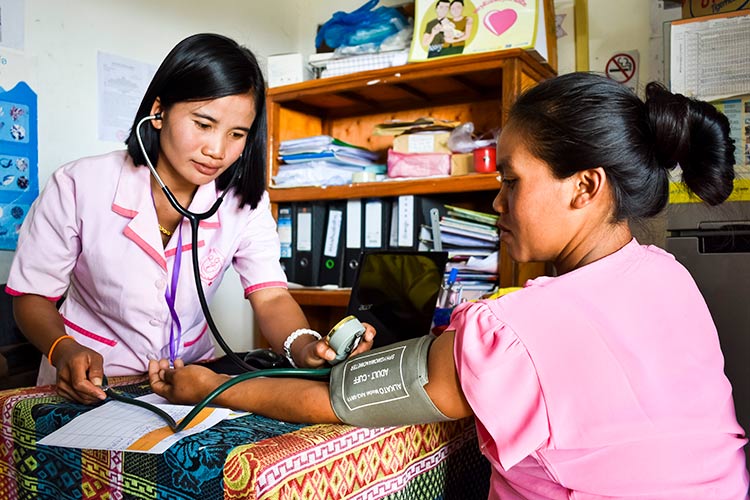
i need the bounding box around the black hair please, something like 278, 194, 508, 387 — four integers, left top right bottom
507, 72, 735, 220
125, 33, 267, 209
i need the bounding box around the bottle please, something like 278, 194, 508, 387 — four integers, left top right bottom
432, 268, 460, 335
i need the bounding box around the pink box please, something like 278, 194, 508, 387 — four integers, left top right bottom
387, 149, 451, 178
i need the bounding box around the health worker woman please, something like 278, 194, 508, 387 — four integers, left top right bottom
6, 33, 375, 405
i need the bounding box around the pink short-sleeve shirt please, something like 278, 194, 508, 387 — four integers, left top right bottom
452, 239, 749, 499
6, 151, 288, 384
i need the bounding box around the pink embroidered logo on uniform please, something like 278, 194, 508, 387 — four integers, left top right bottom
199, 248, 224, 282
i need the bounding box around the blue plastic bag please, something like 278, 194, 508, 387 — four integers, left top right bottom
316, 0, 407, 50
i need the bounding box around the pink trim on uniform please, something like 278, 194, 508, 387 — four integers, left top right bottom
111, 203, 138, 218
4, 285, 62, 302
244, 281, 288, 296
165, 241, 205, 258
185, 323, 209, 347
62, 316, 117, 346
123, 226, 167, 270
199, 220, 221, 229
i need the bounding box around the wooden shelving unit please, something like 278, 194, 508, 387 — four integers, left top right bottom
263, 46, 556, 336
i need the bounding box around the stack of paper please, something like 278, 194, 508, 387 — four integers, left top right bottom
419, 204, 500, 299
274, 135, 385, 188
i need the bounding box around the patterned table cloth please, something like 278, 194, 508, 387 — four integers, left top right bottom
0, 377, 489, 499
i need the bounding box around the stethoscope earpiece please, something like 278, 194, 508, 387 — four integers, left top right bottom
153, 112, 162, 120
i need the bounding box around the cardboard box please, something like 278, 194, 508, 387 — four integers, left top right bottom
450, 153, 473, 176
393, 132, 452, 154
387, 150, 451, 178
267, 53, 307, 88
682, 0, 750, 18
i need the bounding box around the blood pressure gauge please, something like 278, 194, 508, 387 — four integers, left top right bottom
326, 315, 366, 365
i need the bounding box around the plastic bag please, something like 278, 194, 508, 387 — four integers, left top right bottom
447, 122, 498, 153
316, 0, 408, 51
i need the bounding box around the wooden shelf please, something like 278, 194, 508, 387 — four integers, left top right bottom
267, 49, 552, 119
269, 173, 500, 203
289, 288, 350, 307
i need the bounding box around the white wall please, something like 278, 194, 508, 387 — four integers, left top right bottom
586, 0, 650, 91
588, 0, 681, 92
0, 0, 307, 351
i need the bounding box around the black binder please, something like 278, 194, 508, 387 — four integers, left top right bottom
293, 201, 326, 286
319, 201, 346, 286
342, 199, 364, 288
277, 204, 295, 283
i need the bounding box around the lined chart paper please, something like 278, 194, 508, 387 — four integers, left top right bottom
670, 11, 750, 102
39, 394, 232, 454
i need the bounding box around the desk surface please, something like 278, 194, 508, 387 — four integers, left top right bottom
0, 376, 489, 499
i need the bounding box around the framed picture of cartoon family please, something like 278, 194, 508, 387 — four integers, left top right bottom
408, 0, 552, 63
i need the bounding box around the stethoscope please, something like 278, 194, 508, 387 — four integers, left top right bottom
135, 113, 258, 373
101, 114, 364, 431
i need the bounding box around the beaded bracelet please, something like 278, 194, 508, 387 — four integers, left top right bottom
47, 335, 75, 363
283, 328, 321, 368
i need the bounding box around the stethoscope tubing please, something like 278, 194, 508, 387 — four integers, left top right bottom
103, 367, 331, 432
136, 114, 256, 373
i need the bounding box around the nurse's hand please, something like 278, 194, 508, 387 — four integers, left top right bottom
148, 358, 229, 405
52, 341, 107, 404
346, 321, 376, 356
297, 322, 377, 368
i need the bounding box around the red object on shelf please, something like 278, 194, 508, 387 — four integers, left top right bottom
473, 146, 497, 174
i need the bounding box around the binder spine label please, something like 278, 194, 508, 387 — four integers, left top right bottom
278, 207, 293, 258
297, 212, 312, 251
398, 195, 415, 247
346, 200, 362, 248
364, 201, 383, 248
324, 210, 343, 257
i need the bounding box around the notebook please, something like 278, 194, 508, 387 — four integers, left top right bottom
347, 250, 448, 348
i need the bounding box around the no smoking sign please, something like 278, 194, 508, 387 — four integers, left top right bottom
606, 51, 639, 90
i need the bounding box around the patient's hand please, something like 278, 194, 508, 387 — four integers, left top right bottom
148, 358, 229, 405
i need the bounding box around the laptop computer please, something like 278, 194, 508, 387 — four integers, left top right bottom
346, 250, 449, 348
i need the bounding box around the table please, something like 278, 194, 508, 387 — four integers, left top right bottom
0, 376, 490, 499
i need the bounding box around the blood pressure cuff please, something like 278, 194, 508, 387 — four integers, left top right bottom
329, 335, 454, 427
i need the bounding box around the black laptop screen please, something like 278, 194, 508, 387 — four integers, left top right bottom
347, 251, 448, 348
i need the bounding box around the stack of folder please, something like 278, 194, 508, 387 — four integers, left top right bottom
419, 205, 499, 300
272, 135, 385, 188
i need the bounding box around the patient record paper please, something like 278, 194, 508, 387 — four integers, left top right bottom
39, 394, 232, 454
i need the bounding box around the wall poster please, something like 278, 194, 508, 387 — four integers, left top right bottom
0, 81, 37, 250
409, 0, 548, 63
